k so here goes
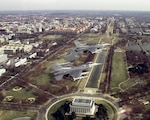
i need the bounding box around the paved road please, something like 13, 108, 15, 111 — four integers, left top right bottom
12, 117, 31, 120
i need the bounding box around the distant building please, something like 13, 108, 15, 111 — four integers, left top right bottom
16, 29, 32, 35
0, 29, 6, 34
15, 58, 27, 67
90, 26, 98, 33
70, 98, 96, 115
0, 68, 6, 76
6, 57, 27, 67
142, 32, 150, 36
0, 37, 5, 43
0, 41, 33, 54
29, 53, 37, 59
0, 54, 8, 64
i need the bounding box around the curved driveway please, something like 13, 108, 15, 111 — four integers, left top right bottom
12, 117, 31, 120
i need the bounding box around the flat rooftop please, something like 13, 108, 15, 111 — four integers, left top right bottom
72, 98, 93, 107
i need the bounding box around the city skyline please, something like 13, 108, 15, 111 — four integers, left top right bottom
0, 0, 150, 11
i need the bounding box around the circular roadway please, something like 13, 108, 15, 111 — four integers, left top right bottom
45, 93, 120, 120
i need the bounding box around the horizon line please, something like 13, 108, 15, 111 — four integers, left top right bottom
0, 9, 150, 12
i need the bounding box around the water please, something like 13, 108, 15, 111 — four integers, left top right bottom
86, 51, 107, 88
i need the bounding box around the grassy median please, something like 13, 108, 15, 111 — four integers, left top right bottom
110, 52, 128, 88
0, 110, 36, 120
77, 33, 101, 44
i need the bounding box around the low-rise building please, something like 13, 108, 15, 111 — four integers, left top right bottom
0, 68, 6, 76
0, 42, 33, 54
29, 53, 37, 59
15, 58, 27, 67
0, 54, 8, 64
70, 98, 96, 115
0, 37, 5, 43
6, 57, 27, 67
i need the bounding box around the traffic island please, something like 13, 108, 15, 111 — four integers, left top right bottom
46, 96, 119, 120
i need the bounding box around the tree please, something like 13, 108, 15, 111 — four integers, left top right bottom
95, 104, 108, 120
82, 115, 91, 120
68, 112, 76, 120
63, 101, 71, 113
0, 92, 4, 101
52, 108, 66, 120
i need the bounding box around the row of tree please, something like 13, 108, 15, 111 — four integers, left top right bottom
51, 101, 108, 120
52, 101, 76, 120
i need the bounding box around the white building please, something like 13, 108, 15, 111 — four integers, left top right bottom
0, 68, 6, 76
29, 53, 37, 59
0, 42, 33, 54
15, 58, 27, 67
0, 37, 5, 43
70, 98, 96, 115
0, 54, 8, 64
7, 57, 27, 67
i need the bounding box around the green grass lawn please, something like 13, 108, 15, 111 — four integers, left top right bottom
0, 110, 36, 120
33, 72, 51, 86
120, 78, 136, 90
47, 99, 72, 120
30, 59, 52, 86
29, 51, 78, 95
77, 33, 120, 45
95, 100, 118, 120
2, 87, 36, 100
42, 35, 63, 41
77, 33, 101, 44
43, 60, 52, 71
31, 61, 77, 88
110, 52, 128, 88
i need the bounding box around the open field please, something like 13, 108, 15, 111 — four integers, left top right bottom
95, 100, 118, 120
78, 78, 87, 90
28, 44, 91, 94
77, 33, 120, 45
31, 59, 53, 86
40, 35, 63, 41
100, 34, 120, 45
2, 87, 36, 101
31, 72, 78, 95
29, 62, 52, 86
77, 33, 101, 44
120, 78, 137, 90
0, 110, 36, 120
29, 61, 78, 95
110, 52, 128, 88
33, 72, 51, 86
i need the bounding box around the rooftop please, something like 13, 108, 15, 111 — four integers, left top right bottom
72, 98, 93, 107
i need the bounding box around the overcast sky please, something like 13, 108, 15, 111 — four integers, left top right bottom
0, 0, 150, 11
